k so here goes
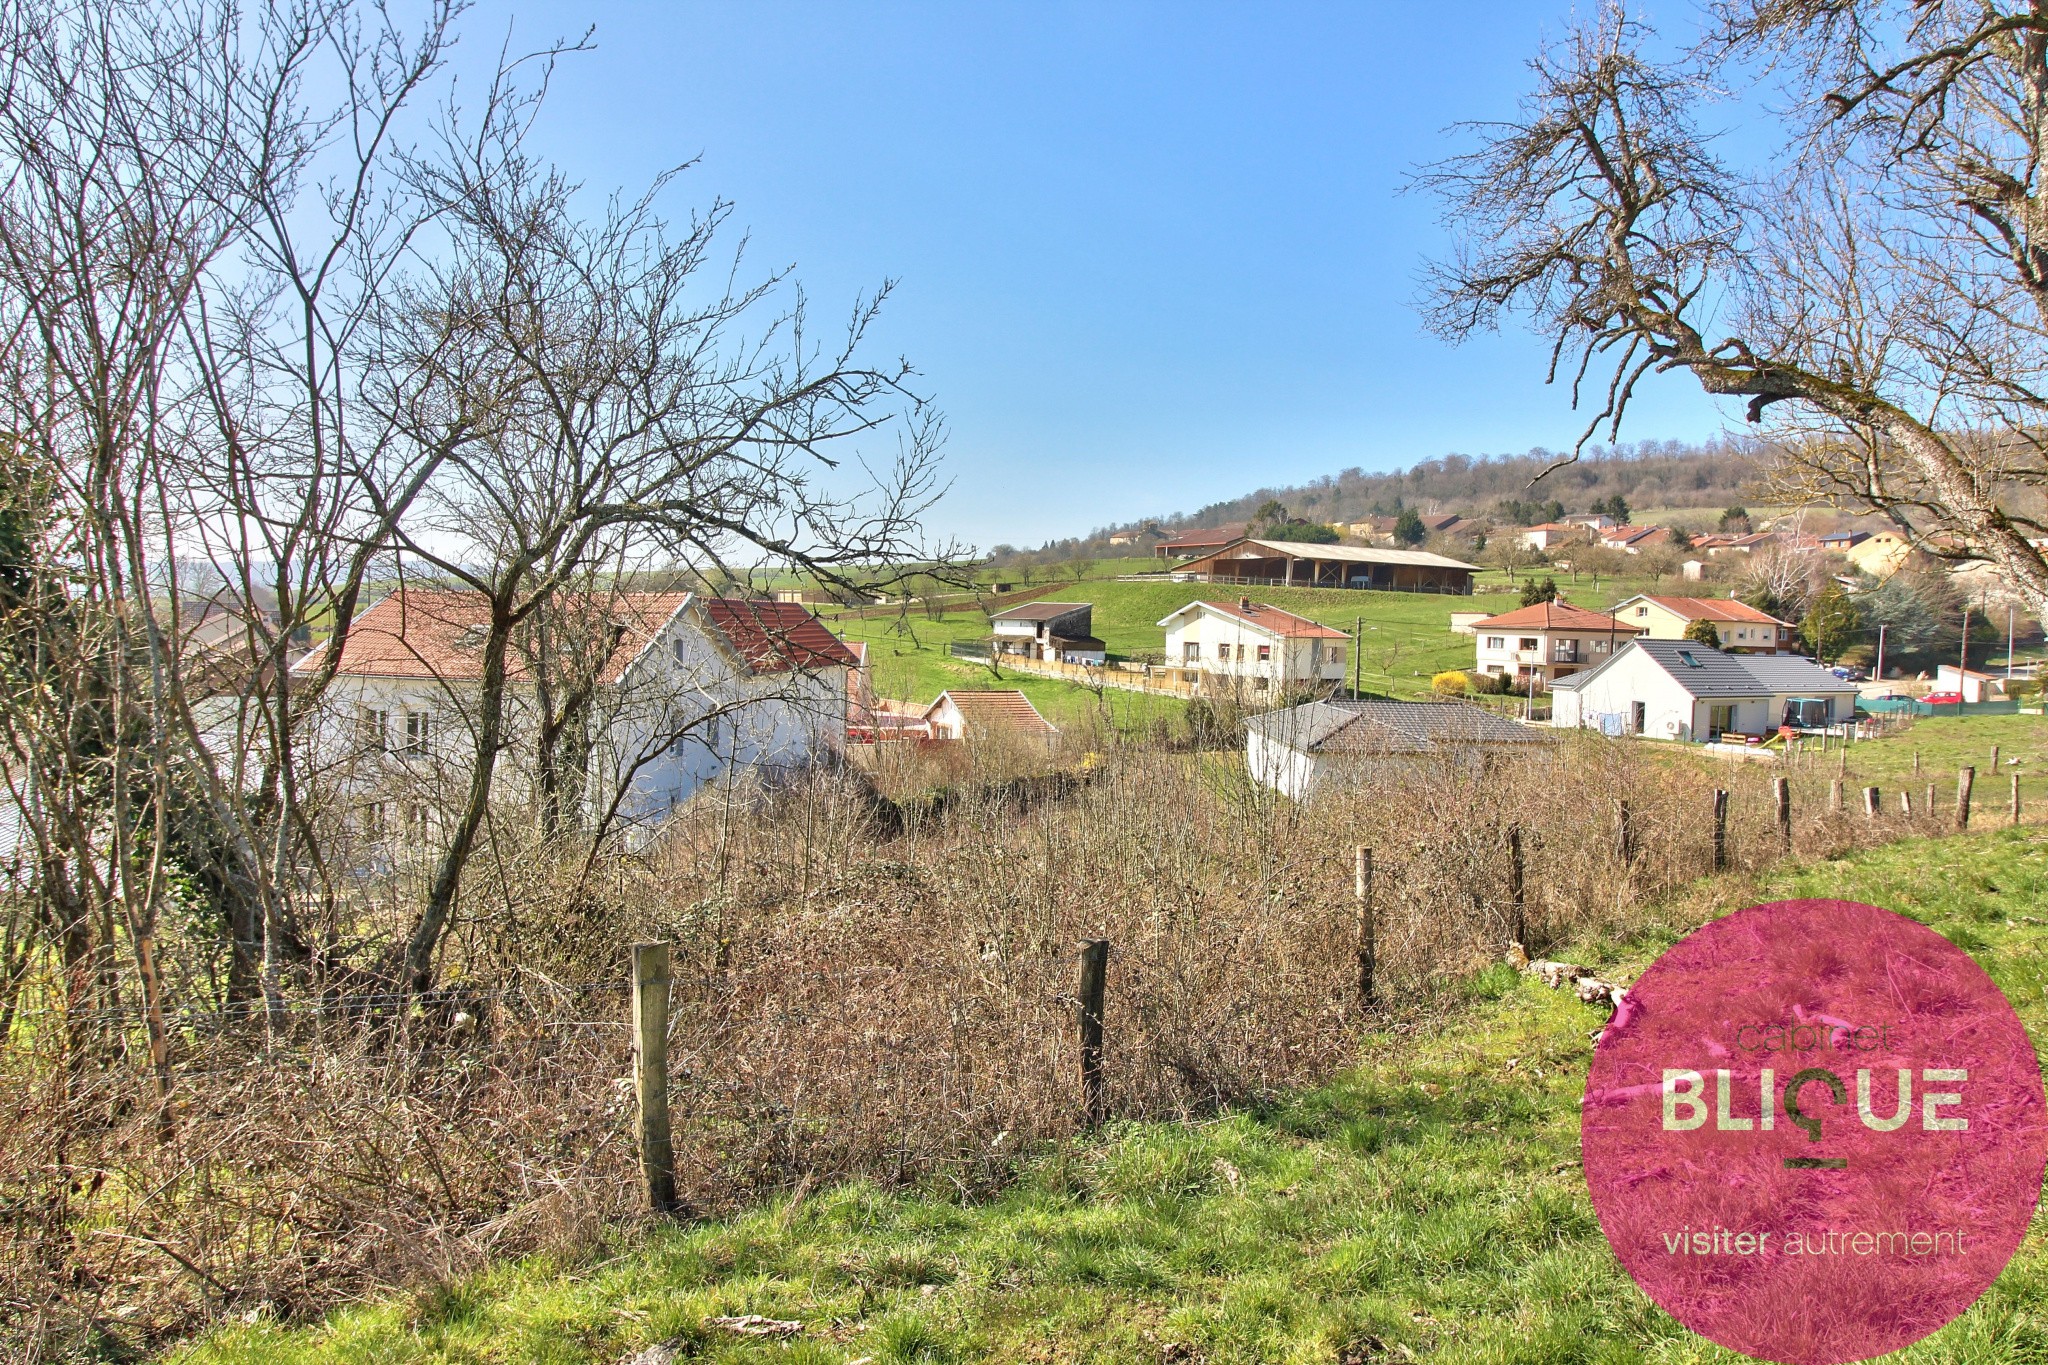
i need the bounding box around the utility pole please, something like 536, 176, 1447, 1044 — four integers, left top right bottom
1874, 623, 1887, 688
1353, 616, 1362, 699
2008, 605, 2016, 683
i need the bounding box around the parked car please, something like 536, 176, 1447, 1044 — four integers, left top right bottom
1828, 665, 1868, 681
1869, 691, 1914, 702
1923, 691, 1964, 705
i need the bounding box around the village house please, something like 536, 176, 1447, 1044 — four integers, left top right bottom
1165, 537, 1480, 594
1518, 521, 1590, 551
1245, 698, 1547, 799
1688, 530, 1780, 557
1816, 530, 1869, 554
1561, 512, 1619, 529
293, 589, 856, 835
1597, 525, 1673, 554
1156, 598, 1350, 696
1844, 530, 1917, 579
1550, 639, 1858, 741
986, 601, 1107, 664
1469, 601, 1642, 689
1345, 516, 1398, 542
1609, 594, 1799, 653
1153, 522, 1251, 561
1934, 664, 2009, 702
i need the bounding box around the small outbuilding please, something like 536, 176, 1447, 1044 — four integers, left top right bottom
1245, 698, 1547, 799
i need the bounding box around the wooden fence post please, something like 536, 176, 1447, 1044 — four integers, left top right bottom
1077, 939, 1110, 1127
1506, 824, 1526, 948
1991, 744, 2000, 771
1829, 777, 1843, 813
630, 942, 676, 1214
1616, 799, 1635, 866
1957, 767, 1975, 831
1711, 789, 1729, 872
1863, 786, 1881, 819
1912, 748, 1920, 775
2013, 772, 2023, 826
1354, 846, 1376, 1009
1773, 776, 1792, 847
1926, 781, 1936, 817
1900, 789, 1914, 818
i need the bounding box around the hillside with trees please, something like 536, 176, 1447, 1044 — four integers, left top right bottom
994, 436, 1767, 564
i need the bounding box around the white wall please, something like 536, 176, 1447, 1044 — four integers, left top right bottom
1161, 608, 1346, 690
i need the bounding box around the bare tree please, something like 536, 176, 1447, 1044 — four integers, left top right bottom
1420, 3, 2048, 614
361, 92, 946, 990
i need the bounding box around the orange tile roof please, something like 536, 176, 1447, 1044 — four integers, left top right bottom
699, 598, 859, 673
295, 589, 854, 683
928, 689, 1058, 737
1471, 601, 1641, 632
1186, 599, 1350, 639
293, 589, 690, 683
1633, 595, 1792, 627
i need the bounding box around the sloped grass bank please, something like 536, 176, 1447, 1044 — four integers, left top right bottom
189, 831, 2048, 1364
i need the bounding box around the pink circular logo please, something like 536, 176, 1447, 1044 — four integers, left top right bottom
1583, 899, 2046, 1363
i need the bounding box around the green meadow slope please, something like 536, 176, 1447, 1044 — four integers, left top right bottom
190, 829, 2048, 1364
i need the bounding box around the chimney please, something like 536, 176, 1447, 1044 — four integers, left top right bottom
1238, 595, 1252, 612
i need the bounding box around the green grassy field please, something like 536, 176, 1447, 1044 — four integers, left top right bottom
1829, 712, 2048, 810
832, 579, 1533, 710
189, 829, 2048, 1365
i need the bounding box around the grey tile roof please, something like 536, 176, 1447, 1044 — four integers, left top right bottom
1567, 638, 1861, 698
1246, 699, 1547, 754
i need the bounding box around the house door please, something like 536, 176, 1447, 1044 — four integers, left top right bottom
1629, 701, 1646, 734
1708, 703, 1733, 738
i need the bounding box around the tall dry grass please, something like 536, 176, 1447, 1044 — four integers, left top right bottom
0, 726, 1926, 1358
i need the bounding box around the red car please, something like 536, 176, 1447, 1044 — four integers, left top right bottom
1923, 691, 1964, 705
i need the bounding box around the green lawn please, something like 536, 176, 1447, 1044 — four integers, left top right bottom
1827, 712, 2048, 811
188, 829, 2048, 1365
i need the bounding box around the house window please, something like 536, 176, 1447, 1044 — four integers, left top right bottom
1253, 676, 1268, 690
1519, 637, 1538, 651
1677, 650, 1702, 668
1183, 642, 1200, 662
1257, 644, 1271, 662
1594, 639, 1609, 653
1485, 636, 1505, 650
1328, 646, 1344, 666
673, 637, 689, 664
360, 802, 386, 840
1635, 606, 1649, 617
360, 708, 388, 751
1217, 643, 1232, 661
403, 710, 431, 750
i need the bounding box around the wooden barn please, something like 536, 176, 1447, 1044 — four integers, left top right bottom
1166, 537, 1480, 594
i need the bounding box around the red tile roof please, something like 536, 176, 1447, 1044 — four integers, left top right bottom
1182, 599, 1350, 639
293, 589, 690, 683
928, 689, 1058, 737
1632, 595, 1793, 627
1156, 522, 1250, 550
294, 590, 854, 683
700, 598, 859, 673
1470, 601, 1641, 633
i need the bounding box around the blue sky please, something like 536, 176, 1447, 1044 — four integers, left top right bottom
517, 1, 1732, 549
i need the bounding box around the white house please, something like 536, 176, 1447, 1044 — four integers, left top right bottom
1245, 699, 1547, 799
293, 589, 857, 838
1550, 639, 1859, 741
1469, 600, 1642, 689
1156, 598, 1349, 696
987, 601, 1106, 664
1935, 665, 2008, 702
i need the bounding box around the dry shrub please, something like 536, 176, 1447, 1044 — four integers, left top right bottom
0, 729, 1911, 1358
